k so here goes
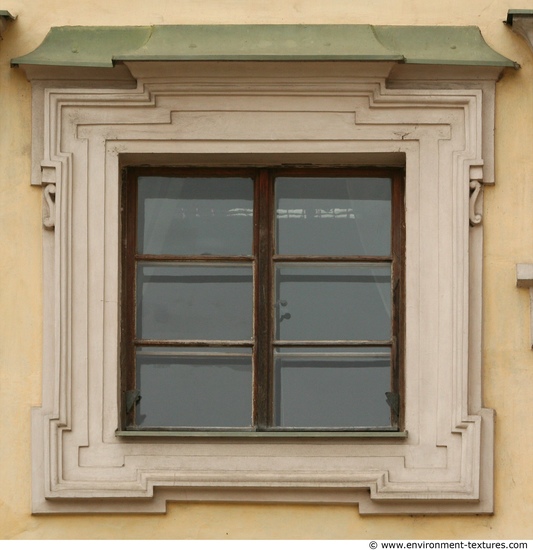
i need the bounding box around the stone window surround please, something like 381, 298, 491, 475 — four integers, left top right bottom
18, 52, 508, 513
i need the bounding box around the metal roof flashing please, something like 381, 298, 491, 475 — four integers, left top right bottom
11, 24, 516, 74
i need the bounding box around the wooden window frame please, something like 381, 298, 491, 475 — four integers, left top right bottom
121, 166, 405, 432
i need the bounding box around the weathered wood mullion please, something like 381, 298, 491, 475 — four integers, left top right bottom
391, 170, 405, 429
254, 168, 274, 428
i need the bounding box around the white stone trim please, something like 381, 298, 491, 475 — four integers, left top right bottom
27, 61, 497, 514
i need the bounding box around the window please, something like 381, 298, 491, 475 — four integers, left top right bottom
122, 167, 403, 432
15, 23, 513, 511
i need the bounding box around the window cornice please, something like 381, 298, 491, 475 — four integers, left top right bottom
12, 24, 515, 68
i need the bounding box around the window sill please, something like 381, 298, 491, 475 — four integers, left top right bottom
115, 430, 408, 439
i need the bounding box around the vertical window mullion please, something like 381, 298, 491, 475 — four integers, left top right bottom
254, 168, 274, 429
122, 168, 139, 428
391, 171, 404, 429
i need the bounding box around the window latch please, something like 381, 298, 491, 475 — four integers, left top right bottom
385, 392, 400, 417
125, 389, 141, 414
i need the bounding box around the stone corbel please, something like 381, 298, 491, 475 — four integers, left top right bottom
41, 163, 58, 230
506, 10, 533, 54
516, 263, 533, 348
469, 165, 484, 226
0, 11, 15, 38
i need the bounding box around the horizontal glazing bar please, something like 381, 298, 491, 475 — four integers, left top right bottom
136, 350, 252, 357
136, 256, 391, 263
273, 340, 392, 347
135, 339, 254, 347
136, 256, 254, 263
273, 255, 392, 263
273, 351, 390, 358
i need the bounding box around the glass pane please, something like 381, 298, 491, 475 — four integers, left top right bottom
135, 349, 252, 428
136, 263, 253, 341
274, 348, 392, 428
275, 263, 391, 341
276, 177, 391, 256
138, 176, 254, 256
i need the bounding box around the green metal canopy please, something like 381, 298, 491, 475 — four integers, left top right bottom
11, 24, 516, 68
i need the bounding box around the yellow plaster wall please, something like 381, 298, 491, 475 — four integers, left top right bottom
1, 0, 533, 539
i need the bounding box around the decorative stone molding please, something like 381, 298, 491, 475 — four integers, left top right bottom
41, 163, 59, 229
469, 165, 484, 226
42, 184, 56, 229
14, 35, 512, 513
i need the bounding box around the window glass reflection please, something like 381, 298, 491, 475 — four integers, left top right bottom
275, 264, 391, 341
138, 176, 254, 256
137, 264, 253, 341
276, 177, 391, 256
274, 348, 391, 428
136, 349, 252, 428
